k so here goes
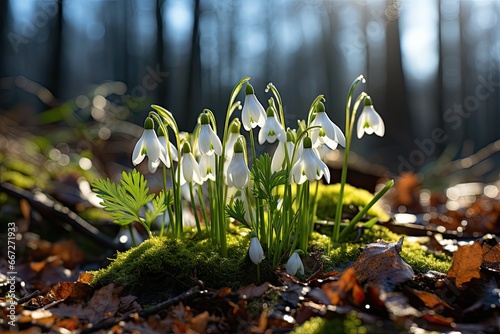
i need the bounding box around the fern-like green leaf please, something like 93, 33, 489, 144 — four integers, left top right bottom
92, 169, 153, 227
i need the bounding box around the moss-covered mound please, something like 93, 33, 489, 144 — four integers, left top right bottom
91, 233, 275, 295
91, 226, 451, 297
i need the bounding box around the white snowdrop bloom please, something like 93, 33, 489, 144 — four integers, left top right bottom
156, 127, 178, 169
132, 117, 166, 173
290, 136, 330, 184
199, 152, 216, 182
241, 83, 266, 131
258, 106, 286, 145
357, 96, 385, 139
198, 113, 222, 156
310, 102, 345, 149
271, 130, 295, 173
286, 251, 305, 276
176, 142, 203, 185
226, 140, 250, 189
225, 119, 241, 161
249, 235, 265, 264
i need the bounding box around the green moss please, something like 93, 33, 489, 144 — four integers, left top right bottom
291, 313, 367, 334
315, 183, 390, 222
91, 233, 275, 294
310, 225, 451, 273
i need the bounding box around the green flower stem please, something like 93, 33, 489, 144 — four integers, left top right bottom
197, 183, 210, 235
188, 182, 202, 234
159, 165, 168, 237
338, 179, 394, 240
128, 224, 137, 247
332, 76, 366, 243
249, 128, 266, 246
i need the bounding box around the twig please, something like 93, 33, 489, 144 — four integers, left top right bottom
139, 285, 201, 317
0, 182, 124, 251
80, 285, 201, 334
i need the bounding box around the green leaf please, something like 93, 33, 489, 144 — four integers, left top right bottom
91, 169, 155, 228
226, 199, 251, 229
251, 153, 288, 202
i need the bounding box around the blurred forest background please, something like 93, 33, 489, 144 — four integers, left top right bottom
1, 0, 499, 181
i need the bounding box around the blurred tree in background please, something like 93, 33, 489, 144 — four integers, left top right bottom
1, 0, 499, 178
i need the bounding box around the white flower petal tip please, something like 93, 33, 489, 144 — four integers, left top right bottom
286, 252, 304, 276
249, 237, 265, 264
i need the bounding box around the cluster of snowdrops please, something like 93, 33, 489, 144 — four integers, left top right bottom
92, 76, 392, 278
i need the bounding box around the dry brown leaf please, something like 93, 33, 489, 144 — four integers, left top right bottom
321, 268, 364, 306
482, 241, 500, 272
353, 237, 414, 292
238, 282, 270, 299
447, 241, 482, 288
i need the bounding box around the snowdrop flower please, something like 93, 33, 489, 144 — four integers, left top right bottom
258, 106, 286, 145
226, 139, 250, 189
177, 142, 203, 185
310, 102, 345, 149
315, 129, 333, 160
132, 117, 167, 173
199, 152, 216, 182
249, 232, 264, 264
286, 251, 304, 276
198, 113, 222, 155
357, 96, 385, 139
241, 83, 266, 131
156, 127, 178, 169
271, 129, 295, 173
290, 136, 330, 184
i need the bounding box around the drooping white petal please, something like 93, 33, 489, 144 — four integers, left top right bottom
178, 152, 202, 185
132, 131, 147, 166
199, 153, 216, 182
242, 94, 266, 131
290, 147, 330, 184
258, 116, 286, 144
286, 252, 304, 276
199, 124, 223, 156
226, 152, 250, 189
143, 129, 161, 163
249, 237, 264, 264
357, 105, 385, 139
311, 112, 345, 148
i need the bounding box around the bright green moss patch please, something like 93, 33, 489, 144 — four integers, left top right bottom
91, 232, 275, 294
310, 225, 451, 273
91, 225, 451, 297
315, 183, 390, 222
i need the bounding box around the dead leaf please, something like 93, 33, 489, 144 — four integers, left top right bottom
482, 240, 500, 272
321, 268, 364, 306
447, 241, 482, 288
353, 237, 414, 292
238, 282, 270, 299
